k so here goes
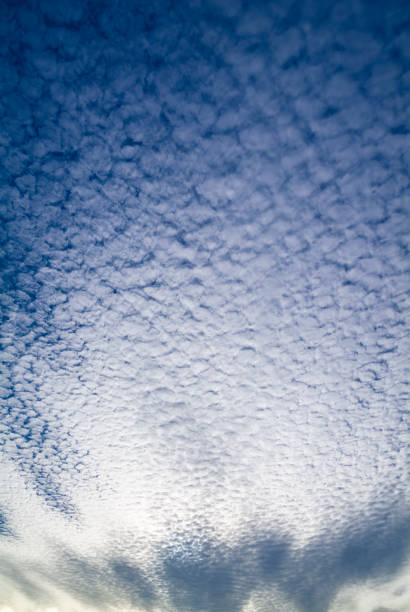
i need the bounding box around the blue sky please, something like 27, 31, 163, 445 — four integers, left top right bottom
1, 0, 410, 610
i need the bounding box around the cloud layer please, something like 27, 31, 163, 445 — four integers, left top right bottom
1, 0, 410, 610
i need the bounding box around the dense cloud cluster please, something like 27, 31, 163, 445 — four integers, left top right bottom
1, 0, 409, 610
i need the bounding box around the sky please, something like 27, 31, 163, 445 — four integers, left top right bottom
0, 0, 410, 610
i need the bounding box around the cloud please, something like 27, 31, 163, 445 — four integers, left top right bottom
1, 510, 409, 611
1, 0, 409, 610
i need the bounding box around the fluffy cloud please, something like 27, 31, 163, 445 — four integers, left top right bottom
1, 0, 409, 610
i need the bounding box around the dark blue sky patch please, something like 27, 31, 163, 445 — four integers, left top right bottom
0, 508, 14, 538
28, 468, 78, 517
2, 393, 79, 517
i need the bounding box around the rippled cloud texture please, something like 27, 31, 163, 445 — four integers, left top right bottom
1, 0, 410, 610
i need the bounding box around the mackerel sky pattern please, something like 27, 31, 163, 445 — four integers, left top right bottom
1, 0, 410, 610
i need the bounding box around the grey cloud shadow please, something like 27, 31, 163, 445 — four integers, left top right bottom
38, 547, 158, 610
27, 505, 410, 611
159, 530, 295, 612
0, 558, 49, 604
109, 557, 157, 609
278, 510, 410, 612
159, 536, 246, 612
54, 550, 112, 609
158, 510, 410, 612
